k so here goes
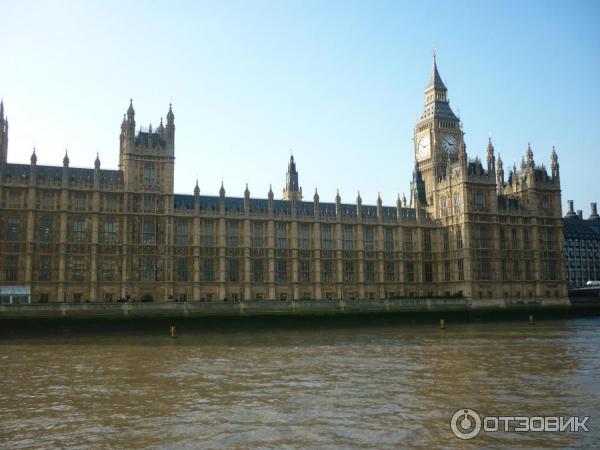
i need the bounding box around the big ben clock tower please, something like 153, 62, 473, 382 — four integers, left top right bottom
413, 53, 462, 205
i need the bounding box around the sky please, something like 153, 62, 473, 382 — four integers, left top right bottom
1, 0, 599, 214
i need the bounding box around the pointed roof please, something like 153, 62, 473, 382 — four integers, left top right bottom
427, 52, 447, 91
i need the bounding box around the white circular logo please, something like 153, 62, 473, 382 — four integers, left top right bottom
450, 408, 482, 440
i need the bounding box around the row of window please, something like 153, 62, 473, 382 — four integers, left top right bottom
2, 256, 469, 284
3, 217, 459, 253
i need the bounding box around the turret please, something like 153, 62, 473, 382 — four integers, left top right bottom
487, 138, 495, 175
0, 100, 8, 164
244, 183, 250, 210
194, 179, 200, 199
565, 200, 577, 219
496, 154, 504, 190
94, 152, 100, 171
219, 181, 225, 200
589, 202, 599, 221
356, 190, 362, 216
551, 146, 559, 178
283, 154, 302, 201
335, 189, 341, 218
526, 143, 535, 171
30, 147, 37, 165
166, 103, 175, 141
63, 149, 70, 167
376, 192, 382, 219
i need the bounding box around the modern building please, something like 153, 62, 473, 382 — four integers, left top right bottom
563, 201, 600, 287
0, 57, 569, 306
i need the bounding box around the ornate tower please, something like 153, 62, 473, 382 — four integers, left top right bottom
283, 154, 302, 201
0, 100, 8, 164
119, 100, 175, 194
413, 53, 462, 205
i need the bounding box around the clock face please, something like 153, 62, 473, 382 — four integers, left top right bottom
442, 134, 458, 154
417, 136, 431, 160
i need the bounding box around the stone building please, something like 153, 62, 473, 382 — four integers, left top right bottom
563, 201, 600, 287
0, 57, 569, 305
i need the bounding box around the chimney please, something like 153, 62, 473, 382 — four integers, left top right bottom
577, 210, 583, 220
566, 200, 577, 218
590, 202, 599, 220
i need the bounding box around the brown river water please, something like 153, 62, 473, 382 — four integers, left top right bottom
1, 317, 599, 449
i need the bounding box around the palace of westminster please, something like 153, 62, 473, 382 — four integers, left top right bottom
0, 57, 569, 304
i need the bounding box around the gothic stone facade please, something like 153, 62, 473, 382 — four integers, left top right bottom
0, 60, 569, 304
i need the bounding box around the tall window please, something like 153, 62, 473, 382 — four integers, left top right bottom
405, 262, 415, 283
299, 224, 310, 250
384, 228, 394, 252
511, 228, 518, 250
105, 195, 117, 212
72, 219, 87, 242
475, 191, 484, 209
276, 223, 287, 249
457, 259, 464, 281
501, 259, 509, 281
39, 256, 52, 281
364, 227, 374, 252
39, 218, 53, 242
175, 222, 188, 246
440, 196, 448, 216
322, 260, 333, 283
456, 227, 463, 250
4, 255, 18, 281
9, 191, 20, 208
6, 217, 21, 241
103, 219, 118, 244
444, 261, 451, 281
71, 256, 85, 281
102, 257, 116, 281
228, 259, 240, 282
404, 229, 413, 252
343, 226, 353, 251
275, 260, 287, 283
41, 193, 54, 210
423, 229, 432, 253
500, 228, 507, 250
453, 192, 461, 213
477, 225, 488, 249
203, 259, 214, 281
513, 259, 520, 280
227, 221, 240, 248
203, 222, 214, 247
253, 222, 263, 248
252, 260, 264, 282
300, 260, 310, 282
523, 229, 530, 250
525, 260, 533, 280
73, 193, 86, 211
424, 262, 433, 282
343, 261, 354, 282
385, 262, 395, 282
144, 164, 156, 187
140, 257, 157, 281
142, 217, 156, 245
176, 258, 188, 281
322, 225, 333, 250
365, 261, 375, 282
443, 229, 450, 252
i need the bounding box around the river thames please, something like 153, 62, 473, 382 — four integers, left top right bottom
1, 317, 599, 449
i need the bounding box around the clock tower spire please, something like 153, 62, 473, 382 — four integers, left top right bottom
413, 53, 462, 205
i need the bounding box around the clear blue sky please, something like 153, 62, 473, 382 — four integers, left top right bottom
2, 0, 599, 214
